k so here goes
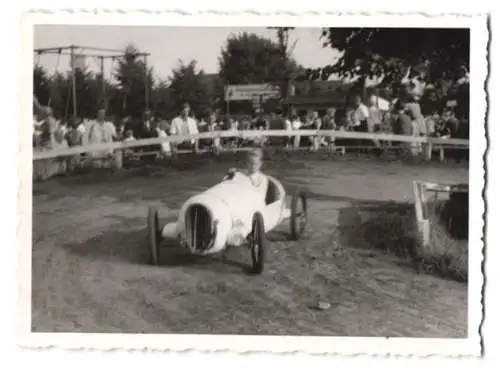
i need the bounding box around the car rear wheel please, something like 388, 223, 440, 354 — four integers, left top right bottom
148, 206, 161, 265
249, 212, 266, 275
290, 191, 307, 240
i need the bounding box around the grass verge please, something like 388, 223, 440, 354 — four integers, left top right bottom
338, 196, 468, 282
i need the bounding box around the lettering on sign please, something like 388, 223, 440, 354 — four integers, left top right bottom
225, 84, 281, 101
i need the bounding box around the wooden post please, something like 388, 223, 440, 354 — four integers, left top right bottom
426, 142, 433, 161
70, 46, 77, 124
144, 54, 149, 111
100, 56, 106, 110
313, 134, 320, 152
412, 181, 424, 222
113, 150, 123, 170
412, 181, 430, 248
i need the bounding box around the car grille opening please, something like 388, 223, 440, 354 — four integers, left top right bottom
185, 204, 214, 252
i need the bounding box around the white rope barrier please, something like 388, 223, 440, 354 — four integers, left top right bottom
33, 130, 469, 161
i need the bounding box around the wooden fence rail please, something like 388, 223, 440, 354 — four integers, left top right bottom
33, 129, 469, 161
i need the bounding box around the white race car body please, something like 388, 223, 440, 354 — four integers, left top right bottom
161, 171, 291, 255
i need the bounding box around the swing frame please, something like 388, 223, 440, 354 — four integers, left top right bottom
34, 45, 151, 121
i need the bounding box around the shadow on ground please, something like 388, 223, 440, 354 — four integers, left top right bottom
63, 227, 151, 265
338, 201, 418, 257
63, 222, 258, 276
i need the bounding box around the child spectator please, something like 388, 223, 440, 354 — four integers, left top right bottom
66, 119, 83, 147
441, 108, 460, 138
123, 129, 136, 142
367, 95, 382, 151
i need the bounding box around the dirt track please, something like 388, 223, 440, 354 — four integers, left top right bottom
32, 154, 469, 337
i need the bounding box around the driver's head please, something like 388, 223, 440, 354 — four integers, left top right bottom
247, 148, 263, 174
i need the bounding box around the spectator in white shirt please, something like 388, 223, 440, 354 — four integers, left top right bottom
75, 117, 86, 135
351, 95, 370, 131
283, 112, 293, 148
85, 109, 115, 161
207, 111, 222, 152
323, 108, 337, 150
155, 122, 172, 157
307, 111, 322, 151
38, 106, 58, 151
290, 113, 303, 148
349, 95, 370, 151
123, 130, 137, 159
170, 102, 199, 152
105, 120, 117, 141
367, 95, 382, 150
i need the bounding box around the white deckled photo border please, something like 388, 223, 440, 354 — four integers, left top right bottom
18, 10, 488, 357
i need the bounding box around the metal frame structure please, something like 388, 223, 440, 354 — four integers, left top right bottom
33, 45, 151, 122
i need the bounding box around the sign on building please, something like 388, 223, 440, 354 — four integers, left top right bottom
224, 84, 281, 102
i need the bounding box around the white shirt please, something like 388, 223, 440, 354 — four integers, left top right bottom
352, 104, 369, 126
225, 170, 268, 200
170, 116, 199, 136
247, 171, 268, 200
156, 128, 171, 153
292, 119, 302, 130
85, 120, 114, 157
230, 120, 239, 131
76, 123, 85, 134
104, 121, 117, 139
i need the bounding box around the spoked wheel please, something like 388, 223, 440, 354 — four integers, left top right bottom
249, 212, 266, 275
290, 191, 308, 240
147, 206, 162, 265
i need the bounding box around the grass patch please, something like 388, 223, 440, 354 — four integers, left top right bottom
338, 195, 468, 282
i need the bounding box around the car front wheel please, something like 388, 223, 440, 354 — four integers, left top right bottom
147, 206, 161, 265
249, 212, 266, 274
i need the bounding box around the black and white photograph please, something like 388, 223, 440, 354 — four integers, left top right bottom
19, 12, 486, 356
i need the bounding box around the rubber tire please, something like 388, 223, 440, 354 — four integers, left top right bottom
250, 212, 266, 275
148, 207, 161, 265
290, 191, 307, 240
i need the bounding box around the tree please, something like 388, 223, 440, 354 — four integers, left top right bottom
94, 72, 115, 112
315, 28, 470, 94
114, 44, 155, 118
151, 79, 174, 119
218, 32, 299, 89
49, 72, 70, 119
58, 68, 101, 119
33, 65, 51, 108
267, 27, 299, 98
169, 60, 213, 118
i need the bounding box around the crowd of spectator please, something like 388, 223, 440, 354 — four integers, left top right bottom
33, 80, 469, 167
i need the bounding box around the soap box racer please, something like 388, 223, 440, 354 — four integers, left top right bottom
147, 169, 307, 274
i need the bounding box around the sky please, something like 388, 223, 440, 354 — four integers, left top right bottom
34, 26, 340, 82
